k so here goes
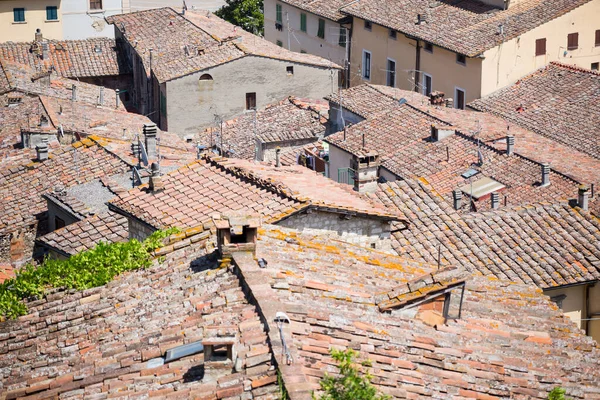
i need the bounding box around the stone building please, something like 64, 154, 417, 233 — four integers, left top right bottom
107, 8, 341, 135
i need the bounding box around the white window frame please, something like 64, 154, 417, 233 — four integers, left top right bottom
386, 57, 396, 87
362, 50, 371, 81
422, 73, 432, 96
454, 87, 466, 110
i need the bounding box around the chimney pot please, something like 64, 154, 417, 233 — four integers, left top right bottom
36, 143, 48, 161
445, 98, 453, 108
143, 123, 158, 159
98, 87, 104, 106
275, 147, 281, 167
41, 42, 49, 60
490, 191, 500, 209
453, 190, 462, 210
115, 89, 121, 108
541, 162, 550, 187
578, 185, 589, 211
71, 84, 77, 102
506, 135, 514, 156
34, 28, 42, 42
148, 162, 164, 191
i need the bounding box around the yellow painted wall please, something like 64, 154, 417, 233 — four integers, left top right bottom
587, 283, 600, 343
0, 0, 63, 42
481, 0, 600, 96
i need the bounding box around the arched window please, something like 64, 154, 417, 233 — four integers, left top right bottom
199, 74, 213, 81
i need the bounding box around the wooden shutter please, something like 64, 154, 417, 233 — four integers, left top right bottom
300, 14, 306, 32
567, 33, 578, 50
596, 30, 600, 47
535, 38, 546, 56
317, 19, 325, 39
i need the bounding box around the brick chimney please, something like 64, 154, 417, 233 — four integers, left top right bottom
431, 125, 454, 141
148, 162, 164, 191
578, 185, 589, 211
541, 163, 550, 187
506, 135, 514, 156
36, 142, 48, 161
143, 123, 157, 159
453, 190, 462, 210
214, 215, 260, 257
351, 150, 379, 193
429, 91, 445, 106
490, 192, 499, 209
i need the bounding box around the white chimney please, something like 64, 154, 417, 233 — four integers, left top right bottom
578, 185, 589, 211
541, 163, 550, 187
506, 135, 514, 156
453, 190, 462, 210
41, 42, 49, 60
36, 143, 48, 161
71, 84, 77, 102
490, 192, 500, 209
143, 123, 157, 159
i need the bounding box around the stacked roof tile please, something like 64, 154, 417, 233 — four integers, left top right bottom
469, 62, 600, 159
0, 37, 130, 78
106, 8, 339, 83
340, 0, 592, 57
277, 0, 348, 21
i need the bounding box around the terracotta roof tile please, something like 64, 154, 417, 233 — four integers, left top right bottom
278, 0, 347, 21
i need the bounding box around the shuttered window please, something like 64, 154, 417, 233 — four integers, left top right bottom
276, 4, 282, 23
339, 27, 346, 47
300, 13, 306, 32
535, 38, 546, 56
46, 6, 58, 20
13, 8, 25, 22
595, 30, 600, 47
567, 33, 578, 50
317, 19, 325, 39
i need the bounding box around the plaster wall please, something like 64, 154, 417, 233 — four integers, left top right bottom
61, 0, 123, 39
46, 202, 80, 232
0, 0, 62, 41
165, 55, 336, 135
326, 143, 353, 182
481, 0, 600, 97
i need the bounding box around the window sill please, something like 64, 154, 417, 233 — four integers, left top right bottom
567, 47, 578, 51
12, 21, 27, 25
45, 19, 60, 23
88, 9, 105, 14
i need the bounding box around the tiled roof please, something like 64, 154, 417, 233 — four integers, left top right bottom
36, 211, 129, 257
230, 224, 600, 398
0, 138, 130, 236
0, 95, 50, 158
340, 0, 592, 57
199, 97, 328, 160
469, 62, 600, 159
107, 8, 339, 83
277, 0, 348, 21
326, 84, 404, 119
0, 237, 278, 399
373, 179, 600, 288
0, 37, 130, 78
326, 102, 579, 211
0, 263, 14, 284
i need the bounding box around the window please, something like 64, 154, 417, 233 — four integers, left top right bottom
455, 87, 465, 110
567, 32, 578, 50
422, 73, 432, 96
55, 216, 65, 230
386, 58, 396, 87
286, 66, 294, 75
246, 92, 256, 110
89, 0, 102, 10
550, 294, 567, 309
276, 4, 282, 23
424, 42, 433, 53
276, 40, 283, 47
46, 6, 58, 21
389, 29, 396, 40
300, 13, 306, 32
13, 8, 25, 22
339, 27, 346, 47
456, 53, 466, 65
317, 19, 325, 39
362, 50, 371, 80
364, 20, 372, 31
199, 74, 213, 81
595, 30, 600, 47
592, 62, 599, 71
535, 38, 546, 56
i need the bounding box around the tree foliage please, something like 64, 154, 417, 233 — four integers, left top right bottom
215, 0, 264, 36
548, 387, 570, 400
314, 349, 391, 400
0, 228, 179, 319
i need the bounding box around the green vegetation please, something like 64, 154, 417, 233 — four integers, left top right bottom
548, 387, 570, 400
313, 349, 391, 400
215, 0, 264, 35
277, 370, 288, 400
0, 228, 179, 319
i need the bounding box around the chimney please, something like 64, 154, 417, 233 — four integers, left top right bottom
343, 125, 347, 141
431, 125, 454, 141
429, 91, 445, 106
578, 185, 589, 211
98, 87, 104, 106
36, 142, 48, 161
490, 192, 500, 209
34, 28, 43, 42
541, 163, 550, 187
143, 123, 157, 159
115, 89, 121, 108
453, 190, 462, 210
275, 147, 281, 167
506, 135, 514, 156
214, 215, 260, 257
148, 162, 164, 191
445, 98, 453, 108
41, 41, 49, 60
351, 151, 380, 193
71, 84, 77, 102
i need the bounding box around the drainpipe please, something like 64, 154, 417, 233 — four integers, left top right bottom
346, 23, 352, 89
414, 39, 421, 93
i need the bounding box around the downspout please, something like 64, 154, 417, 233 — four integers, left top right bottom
414, 39, 421, 93
346, 23, 352, 88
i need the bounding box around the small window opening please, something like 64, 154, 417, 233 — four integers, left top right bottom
245, 92, 256, 110
424, 42, 433, 53
199, 73, 213, 81
592, 62, 599, 71
456, 54, 466, 65
370, 243, 376, 249
389, 29, 396, 39
550, 294, 567, 308
364, 20, 372, 31
204, 342, 234, 363
55, 216, 65, 229
286, 66, 294, 75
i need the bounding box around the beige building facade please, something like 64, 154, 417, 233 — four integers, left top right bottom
0, 0, 63, 41
348, 0, 600, 105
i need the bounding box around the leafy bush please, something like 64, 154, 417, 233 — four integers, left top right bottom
215, 0, 264, 35
0, 228, 179, 319
548, 387, 570, 400
314, 349, 391, 400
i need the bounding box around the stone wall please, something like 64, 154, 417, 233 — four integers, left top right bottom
128, 218, 155, 241
0, 228, 37, 267
277, 210, 392, 252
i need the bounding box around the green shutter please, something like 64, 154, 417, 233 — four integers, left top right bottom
317, 19, 325, 39
339, 27, 346, 47
276, 4, 282, 23
13, 8, 25, 22
300, 13, 307, 32
46, 6, 57, 20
